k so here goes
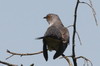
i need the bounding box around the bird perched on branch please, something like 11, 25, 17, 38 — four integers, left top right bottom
37, 13, 69, 61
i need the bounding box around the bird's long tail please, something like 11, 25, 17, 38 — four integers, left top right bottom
36, 37, 44, 39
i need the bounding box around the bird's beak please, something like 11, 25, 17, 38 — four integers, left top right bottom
43, 16, 47, 19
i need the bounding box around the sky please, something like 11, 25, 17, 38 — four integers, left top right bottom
0, 0, 100, 66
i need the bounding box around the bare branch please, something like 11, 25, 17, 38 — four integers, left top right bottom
6, 50, 43, 59
0, 60, 18, 66
60, 55, 92, 66
80, 1, 98, 26
7, 50, 72, 66
76, 31, 82, 45
61, 55, 73, 66
75, 56, 93, 66
72, 0, 80, 66
67, 25, 73, 28
89, 0, 98, 26
72, 0, 96, 66
6, 55, 14, 60
67, 25, 82, 45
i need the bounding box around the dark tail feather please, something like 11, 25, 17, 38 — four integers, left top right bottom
53, 43, 68, 59
53, 49, 64, 59
36, 37, 44, 39
43, 40, 48, 61
43, 44, 48, 61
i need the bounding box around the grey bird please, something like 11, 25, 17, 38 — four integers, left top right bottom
37, 13, 69, 61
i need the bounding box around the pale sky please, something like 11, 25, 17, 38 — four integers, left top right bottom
0, 0, 100, 66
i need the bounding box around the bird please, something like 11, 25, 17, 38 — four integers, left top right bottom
37, 13, 69, 61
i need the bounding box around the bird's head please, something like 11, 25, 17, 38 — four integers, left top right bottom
44, 13, 61, 25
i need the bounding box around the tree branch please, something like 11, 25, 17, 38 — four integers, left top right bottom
72, 0, 80, 66
75, 56, 93, 66
6, 50, 43, 59
0, 60, 17, 66
76, 31, 82, 45
7, 50, 72, 65
61, 55, 73, 66
72, 0, 97, 66
80, 1, 98, 26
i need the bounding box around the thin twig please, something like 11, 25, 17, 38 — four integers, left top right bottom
6, 55, 14, 60
76, 31, 82, 45
67, 25, 73, 28
0, 60, 18, 66
61, 55, 73, 66
64, 56, 73, 66
80, 1, 98, 26
60, 55, 92, 66
6, 50, 43, 59
67, 25, 82, 45
89, 0, 98, 26
75, 56, 93, 66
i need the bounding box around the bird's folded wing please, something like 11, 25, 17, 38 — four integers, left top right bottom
60, 27, 69, 44
53, 27, 69, 59
44, 26, 62, 40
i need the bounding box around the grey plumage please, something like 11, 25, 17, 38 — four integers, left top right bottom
37, 13, 69, 61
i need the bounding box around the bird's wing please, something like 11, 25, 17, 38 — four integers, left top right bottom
61, 27, 69, 44
37, 26, 69, 60
36, 26, 62, 39
42, 26, 62, 61
44, 26, 62, 39
53, 27, 69, 59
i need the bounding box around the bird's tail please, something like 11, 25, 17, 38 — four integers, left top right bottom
53, 43, 68, 59
36, 37, 44, 39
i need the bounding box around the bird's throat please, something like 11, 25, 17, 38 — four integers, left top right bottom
49, 22, 54, 27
